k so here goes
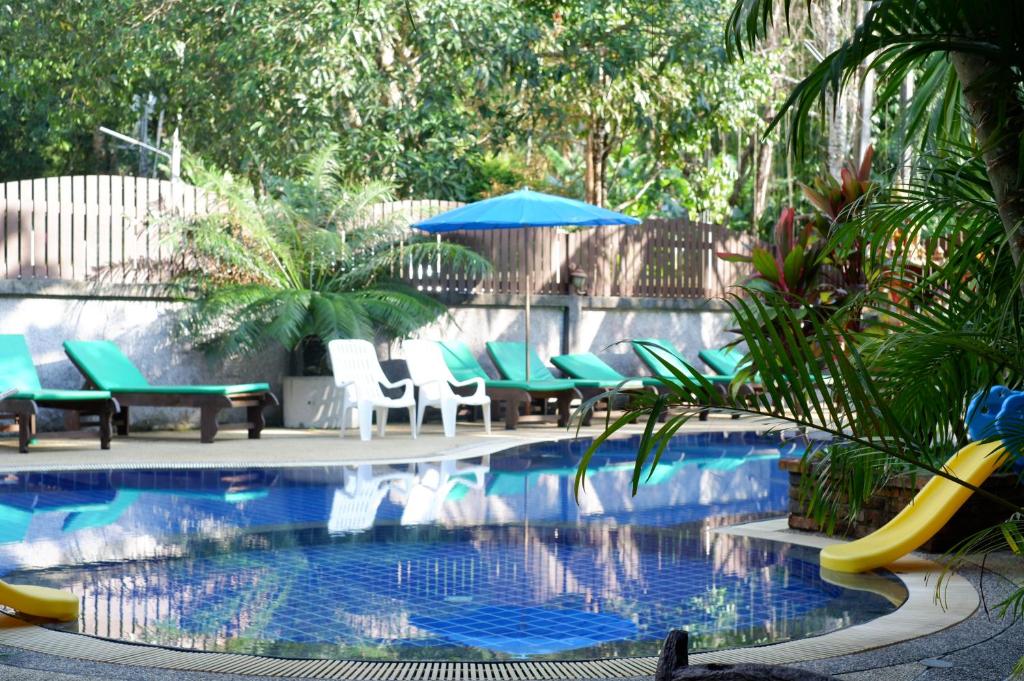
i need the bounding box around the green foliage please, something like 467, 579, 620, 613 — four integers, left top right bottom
0, 0, 783, 224
169, 147, 489, 365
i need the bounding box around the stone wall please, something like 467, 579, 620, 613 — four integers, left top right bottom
781, 459, 1024, 552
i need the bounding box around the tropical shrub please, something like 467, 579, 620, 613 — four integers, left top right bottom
169, 148, 489, 373
580, 2, 1024, 672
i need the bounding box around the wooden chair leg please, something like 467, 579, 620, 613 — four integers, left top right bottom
18, 415, 30, 453
504, 398, 521, 429
98, 408, 113, 450
200, 406, 220, 443
63, 411, 81, 431
556, 394, 573, 427
116, 405, 130, 436
247, 404, 265, 439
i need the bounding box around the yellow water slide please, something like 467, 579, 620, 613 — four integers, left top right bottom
820, 440, 1009, 573
0, 580, 78, 621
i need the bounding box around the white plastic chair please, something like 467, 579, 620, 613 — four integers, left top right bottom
404, 339, 491, 437
327, 339, 417, 440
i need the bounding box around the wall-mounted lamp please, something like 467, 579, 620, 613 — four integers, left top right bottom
568, 262, 588, 295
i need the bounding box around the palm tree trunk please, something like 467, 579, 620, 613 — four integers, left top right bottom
952, 52, 1024, 266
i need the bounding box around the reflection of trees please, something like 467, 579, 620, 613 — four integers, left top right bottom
22, 520, 898, 660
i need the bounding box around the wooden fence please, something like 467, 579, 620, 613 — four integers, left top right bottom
0, 175, 209, 282
0, 177, 757, 299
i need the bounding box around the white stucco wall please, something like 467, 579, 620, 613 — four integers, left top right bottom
392, 301, 734, 378
0, 296, 287, 429
574, 307, 732, 375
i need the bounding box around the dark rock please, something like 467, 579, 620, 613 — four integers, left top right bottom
654, 629, 688, 681
672, 663, 833, 680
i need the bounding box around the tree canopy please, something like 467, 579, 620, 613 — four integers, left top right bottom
1, 0, 789, 225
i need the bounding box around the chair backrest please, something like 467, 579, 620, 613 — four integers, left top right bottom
551, 353, 624, 381
63, 340, 150, 390
0, 335, 42, 392
404, 340, 458, 399
486, 341, 557, 381
631, 338, 699, 380
437, 340, 489, 382
327, 339, 387, 400
698, 347, 745, 377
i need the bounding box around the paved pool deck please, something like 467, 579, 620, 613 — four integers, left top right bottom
0, 417, 1018, 680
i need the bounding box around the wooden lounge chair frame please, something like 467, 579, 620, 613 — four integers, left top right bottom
0, 395, 118, 453
65, 380, 278, 444
63, 341, 278, 444
438, 341, 578, 430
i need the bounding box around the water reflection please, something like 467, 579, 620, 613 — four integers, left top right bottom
0, 432, 901, 661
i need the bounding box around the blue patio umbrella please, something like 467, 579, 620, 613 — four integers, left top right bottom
414, 189, 639, 379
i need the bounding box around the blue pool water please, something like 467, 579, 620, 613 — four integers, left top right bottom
0, 432, 903, 660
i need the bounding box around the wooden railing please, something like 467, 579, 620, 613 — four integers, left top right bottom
0, 177, 757, 299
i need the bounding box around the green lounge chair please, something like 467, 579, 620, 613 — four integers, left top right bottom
698, 347, 746, 378
550, 352, 659, 389
0, 335, 117, 452
549, 351, 658, 415
63, 340, 278, 443
438, 340, 579, 429
631, 339, 734, 388
632, 338, 752, 420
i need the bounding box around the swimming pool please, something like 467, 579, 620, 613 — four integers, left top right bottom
0, 432, 903, 661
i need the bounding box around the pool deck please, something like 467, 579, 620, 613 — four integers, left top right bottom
0, 417, 1018, 680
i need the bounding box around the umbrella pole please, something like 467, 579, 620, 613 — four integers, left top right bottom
525, 269, 531, 381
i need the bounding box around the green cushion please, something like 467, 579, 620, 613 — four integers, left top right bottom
65, 340, 270, 395
698, 347, 745, 377
438, 340, 489, 382
63, 340, 150, 390
111, 383, 271, 396
486, 341, 559, 381
551, 353, 625, 381
14, 388, 112, 402
484, 378, 578, 392
438, 341, 576, 393
0, 335, 42, 392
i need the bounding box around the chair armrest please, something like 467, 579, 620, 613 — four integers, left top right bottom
449, 376, 486, 398
379, 377, 414, 399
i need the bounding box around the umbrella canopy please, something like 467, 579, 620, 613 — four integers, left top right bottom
412, 188, 640, 232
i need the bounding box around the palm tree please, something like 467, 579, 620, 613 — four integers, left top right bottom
579, 1, 1024, 665
169, 148, 489, 373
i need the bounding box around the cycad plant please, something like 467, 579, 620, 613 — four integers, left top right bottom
169, 149, 489, 373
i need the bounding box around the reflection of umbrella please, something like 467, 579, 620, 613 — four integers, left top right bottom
410, 605, 637, 656
414, 189, 639, 379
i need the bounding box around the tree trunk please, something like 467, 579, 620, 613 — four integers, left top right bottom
856, 1, 874, 163
753, 136, 775, 224
951, 52, 1024, 266
585, 129, 596, 204
823, 0, 847, 179
585, 121, 609, 206
898, 73, 915, 186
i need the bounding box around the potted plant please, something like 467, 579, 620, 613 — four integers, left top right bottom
169, 148, 489, 428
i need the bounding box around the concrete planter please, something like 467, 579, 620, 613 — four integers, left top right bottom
282, 376, 352, 429
780, 458, 1024, 552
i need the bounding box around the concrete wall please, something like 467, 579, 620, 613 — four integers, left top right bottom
391, 294, 734, 378
0, 291, 287, 430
